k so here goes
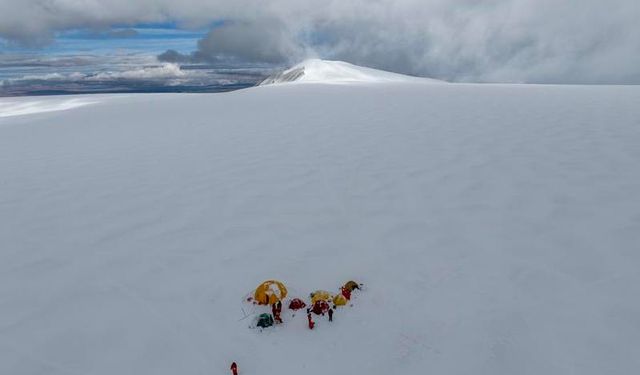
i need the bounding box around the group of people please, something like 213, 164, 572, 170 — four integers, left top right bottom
305, 304, 335, 329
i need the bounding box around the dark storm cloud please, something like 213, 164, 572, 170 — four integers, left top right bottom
194, 20, 303, 63
1, 0, 639, 83
158, 20, 303, 64
157, 49, 194, 64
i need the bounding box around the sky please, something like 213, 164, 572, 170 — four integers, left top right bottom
0, 25, 268, 96
0, 0, 639, 94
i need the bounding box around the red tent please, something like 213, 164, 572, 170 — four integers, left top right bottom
311, 300, 330, 315
288, 298, 307, 310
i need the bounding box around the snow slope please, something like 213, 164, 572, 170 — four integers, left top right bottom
0, 96, 99, 118
1, 76, 640, 375
260, 59, 441, 85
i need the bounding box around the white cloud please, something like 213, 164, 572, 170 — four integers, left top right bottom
2, 63, 202, 86
89, 63, 188, 80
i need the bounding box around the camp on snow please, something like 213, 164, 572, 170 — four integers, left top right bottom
247, 280, 362, 330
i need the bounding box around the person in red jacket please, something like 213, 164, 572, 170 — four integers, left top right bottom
275, 301, 283, 323
272, 302, 283, 324
230, 362, 238, 375
307, 311, 315, 330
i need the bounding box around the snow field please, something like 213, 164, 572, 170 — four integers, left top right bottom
1, 74, 640, 375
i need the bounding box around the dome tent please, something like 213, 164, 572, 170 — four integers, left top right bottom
343, 281, 360, 292
288, 298, 306, 310
312, 300, 330, 315
254, 280, 288, 305
310, 290, 332, 304
333, 294, 348, 307
256, 313, 274, 328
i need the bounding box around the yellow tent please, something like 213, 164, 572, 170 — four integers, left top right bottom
343, 280, 360, 292
254, 280, 287, 305
333, 294, 348, 307
310, 290, 332, 304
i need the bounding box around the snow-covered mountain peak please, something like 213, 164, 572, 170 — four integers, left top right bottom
260, 59, 442, 85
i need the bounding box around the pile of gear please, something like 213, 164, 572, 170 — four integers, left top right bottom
244, 279, 363, 330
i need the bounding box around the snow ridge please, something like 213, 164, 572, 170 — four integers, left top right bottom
260, 59, 442, 85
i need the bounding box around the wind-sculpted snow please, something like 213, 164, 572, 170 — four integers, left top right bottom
261, 59, 443, 85
0, 96, 99, 118
1, 81, 639, 375
260, 66, 306, 85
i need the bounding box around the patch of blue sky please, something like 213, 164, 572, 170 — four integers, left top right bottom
0, 26, 202, 83
0, 22, 271, 96
1, 26, 206, 56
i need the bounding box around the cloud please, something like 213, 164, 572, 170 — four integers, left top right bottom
1, 0, 639, 83
157, 49, 194, 64
2, 63, 195, 84
194, 19, 303, 64
158, 19, 304, 64
0, 55, 96, 68
90, 63, 188, 80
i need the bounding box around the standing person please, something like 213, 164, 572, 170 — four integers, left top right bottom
328, 308, 334, 322
276, 300, 283, 323
230, 362, 238, 375
307, 311, 315, 330
272, 303, 282, 324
